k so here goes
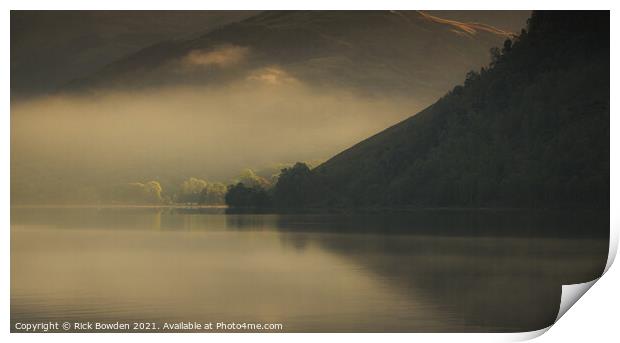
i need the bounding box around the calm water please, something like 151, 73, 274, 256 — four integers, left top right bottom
11, 207, 608, 332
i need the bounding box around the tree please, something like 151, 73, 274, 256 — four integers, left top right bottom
489, 47, 501, 66
272, 162, 315, 208
464, 70, 479, 88
200, 182, 227, 205
115, 181, 164, 204
237, 169, 271, 189
502, 39, 512, 54
225, 183, 272, 208
177, 177, 208, 203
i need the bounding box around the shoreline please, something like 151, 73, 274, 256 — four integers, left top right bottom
10, 204, 608, 213
10, 204, 228, 209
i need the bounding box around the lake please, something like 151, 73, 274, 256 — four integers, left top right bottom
11, 207, 609, 332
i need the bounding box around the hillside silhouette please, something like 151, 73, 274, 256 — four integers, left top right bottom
228, 11, 610, 209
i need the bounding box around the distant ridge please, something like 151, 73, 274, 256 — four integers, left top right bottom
61, 10, 514, 103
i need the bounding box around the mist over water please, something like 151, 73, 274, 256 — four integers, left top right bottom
11, 77, 422, 204
11, 207, 608, 332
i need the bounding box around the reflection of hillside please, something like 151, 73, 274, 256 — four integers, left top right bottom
304, 234, 606, 332
228, 210, 608, 332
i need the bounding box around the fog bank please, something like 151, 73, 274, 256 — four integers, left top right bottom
12, 76, 422, 204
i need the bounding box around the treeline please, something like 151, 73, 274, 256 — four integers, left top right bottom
103, 165, 297, 205
102, 178, 226, 205
226, 11, 610, 210
225, 162, 315, 208
107, 162, 323, 207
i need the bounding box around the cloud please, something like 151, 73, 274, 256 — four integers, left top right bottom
246, 67, 299, 86
182, 45, 250, 69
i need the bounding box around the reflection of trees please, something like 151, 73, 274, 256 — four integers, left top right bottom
150, 208, 162, 230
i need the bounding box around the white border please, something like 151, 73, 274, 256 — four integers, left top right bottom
2, 1, 618, 342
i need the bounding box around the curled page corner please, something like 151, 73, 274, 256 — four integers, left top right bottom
555, 279, 599, 322
604, 219, 618, 273
506, 326, 551, 341
509, 279, 600, 341
522, 232, 616, 340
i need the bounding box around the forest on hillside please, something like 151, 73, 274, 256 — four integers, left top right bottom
226, 11, 610, 210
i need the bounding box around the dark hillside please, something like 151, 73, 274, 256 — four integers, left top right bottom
306, 11, 609, 209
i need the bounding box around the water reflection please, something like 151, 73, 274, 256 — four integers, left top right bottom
11, 207, 608, 332
230, 210, 608, 331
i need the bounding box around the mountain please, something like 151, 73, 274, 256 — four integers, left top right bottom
264, 11, 609, 209
11, 11, 257, 98
62, 10, 522, 102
